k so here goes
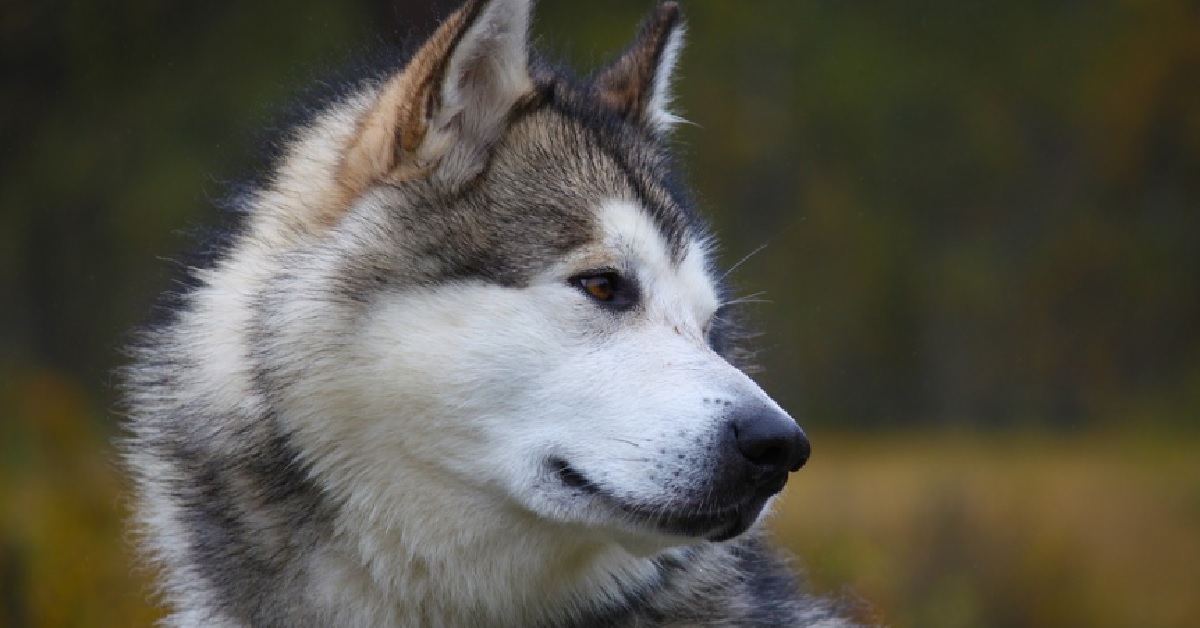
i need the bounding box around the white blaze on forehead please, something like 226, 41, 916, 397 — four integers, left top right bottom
596, 199, 719, 330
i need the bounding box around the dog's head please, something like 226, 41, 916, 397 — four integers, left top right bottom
259, 0, 808, 548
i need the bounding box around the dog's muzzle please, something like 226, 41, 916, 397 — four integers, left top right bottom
547, 405, 810, 542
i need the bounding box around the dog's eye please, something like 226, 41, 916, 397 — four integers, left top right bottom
578, 274, 617, 302
571, 270, 638, 311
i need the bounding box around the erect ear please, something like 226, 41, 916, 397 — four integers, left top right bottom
593, 2, 685, 134
340, 0, 534, 195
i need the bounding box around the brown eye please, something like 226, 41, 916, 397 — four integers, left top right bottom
579, 274, 616, 302
571, 270, 638, 311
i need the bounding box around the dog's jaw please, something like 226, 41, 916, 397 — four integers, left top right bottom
309, 453, 674, 625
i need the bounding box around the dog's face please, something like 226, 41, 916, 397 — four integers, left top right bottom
262, 0, 808, 549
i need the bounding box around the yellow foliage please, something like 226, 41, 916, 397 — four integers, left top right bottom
0, 369, 162, 627
772, 431, 1200, 627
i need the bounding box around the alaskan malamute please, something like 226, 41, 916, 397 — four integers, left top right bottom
123, 0, 859, 625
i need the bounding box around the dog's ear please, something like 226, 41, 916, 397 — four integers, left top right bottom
593, 2, 685, 134
341, 0, 534, 193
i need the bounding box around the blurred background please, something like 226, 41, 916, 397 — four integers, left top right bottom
2, 0, 1198, 625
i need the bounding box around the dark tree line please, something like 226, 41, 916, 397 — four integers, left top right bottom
2, 0, 1197, 429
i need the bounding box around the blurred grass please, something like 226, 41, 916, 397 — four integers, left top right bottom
773, 430, 1200, 627
0, 368, 162, 628
3, 370, 1197, 626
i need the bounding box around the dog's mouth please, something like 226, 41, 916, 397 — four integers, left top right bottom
548, 457, 776, 542
551, 457, 596, 492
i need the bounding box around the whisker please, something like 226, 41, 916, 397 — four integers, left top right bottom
720, 292, 773, 308
721, 243, 769, 280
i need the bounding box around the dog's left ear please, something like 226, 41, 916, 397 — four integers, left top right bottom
341, 0, 534, 195
593, 2, 686, 134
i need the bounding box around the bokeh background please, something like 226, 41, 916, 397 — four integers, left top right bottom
3, 0, 1198, 626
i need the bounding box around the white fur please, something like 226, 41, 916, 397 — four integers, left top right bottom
647, 23, 688, 131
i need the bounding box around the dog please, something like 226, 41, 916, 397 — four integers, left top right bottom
122, 1, 859, 625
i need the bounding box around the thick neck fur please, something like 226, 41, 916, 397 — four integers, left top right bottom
318, 468, 676, 626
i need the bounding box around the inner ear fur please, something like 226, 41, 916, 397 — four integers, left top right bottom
593, 2, 686, 134
338, 0, 534, 202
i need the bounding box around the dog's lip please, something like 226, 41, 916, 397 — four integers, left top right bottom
550, 456, 601, 494
548, 457, 771, 541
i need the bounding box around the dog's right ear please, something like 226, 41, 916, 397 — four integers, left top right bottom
340, 0, 534, 197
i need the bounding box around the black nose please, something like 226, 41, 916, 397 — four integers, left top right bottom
731, 408, 810, 484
